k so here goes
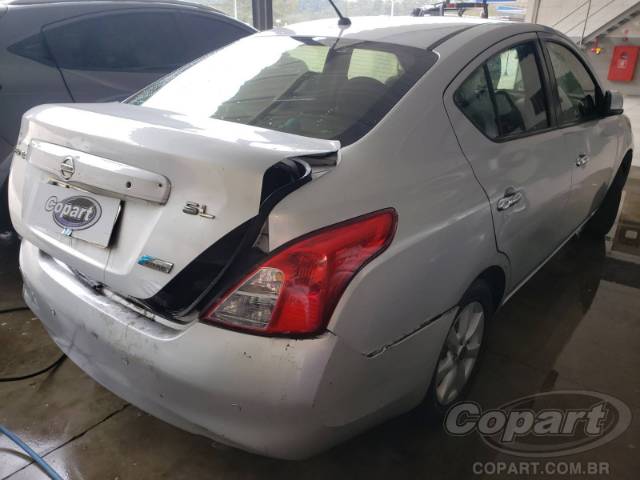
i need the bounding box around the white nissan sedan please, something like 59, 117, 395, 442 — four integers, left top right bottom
8, 16, 632, 459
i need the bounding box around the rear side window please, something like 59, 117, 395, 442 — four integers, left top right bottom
455, 42, 549, 140
546, 42, 599, 125
7, 32, 55, 65
176, 13, 250, 59
454, 66, 499, 139
44, 11, 187, 71
128, 36, 437, 146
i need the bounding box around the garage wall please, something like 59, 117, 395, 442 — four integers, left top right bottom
527, 0, 640, 40
580, 21, 640, 167
582, 35, 640, 95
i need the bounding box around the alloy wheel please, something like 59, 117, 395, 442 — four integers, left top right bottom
435, 301, 485, 405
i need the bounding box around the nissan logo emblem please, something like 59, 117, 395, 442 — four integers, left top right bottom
60, 156, 75, 180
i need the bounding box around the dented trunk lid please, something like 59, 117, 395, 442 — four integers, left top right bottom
9, 102, 339, 300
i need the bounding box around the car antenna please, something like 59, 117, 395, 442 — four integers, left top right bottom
327, 0, 351, 27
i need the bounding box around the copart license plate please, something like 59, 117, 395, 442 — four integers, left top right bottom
28, 183, 121, 248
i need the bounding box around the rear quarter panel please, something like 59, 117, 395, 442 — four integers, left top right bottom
269, 55, 509, 355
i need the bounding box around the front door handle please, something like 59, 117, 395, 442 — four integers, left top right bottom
576, 154, 590, 168
497, 188, 523, 211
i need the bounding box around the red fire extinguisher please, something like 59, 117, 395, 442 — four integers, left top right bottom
608, 46, 639, 82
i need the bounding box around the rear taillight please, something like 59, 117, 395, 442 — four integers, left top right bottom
200, 209, 397, 335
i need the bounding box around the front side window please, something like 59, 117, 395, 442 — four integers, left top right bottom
127, 36, 437, 146
455, 42, 549, 140
546, 42, 599, 125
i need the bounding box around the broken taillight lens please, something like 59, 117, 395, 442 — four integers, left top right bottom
200, 209, 397, 335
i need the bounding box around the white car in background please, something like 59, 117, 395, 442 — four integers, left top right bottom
8, 16, 632, 458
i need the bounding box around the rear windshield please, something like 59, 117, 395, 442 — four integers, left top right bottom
127, 35, 437, 146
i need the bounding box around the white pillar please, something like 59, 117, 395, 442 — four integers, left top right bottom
526, 0, 542, 23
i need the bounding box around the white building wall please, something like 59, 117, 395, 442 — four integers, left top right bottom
528, 0, 640, 41
530, 0, 640, 166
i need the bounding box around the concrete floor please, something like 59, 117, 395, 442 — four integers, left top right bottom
2, 177, 640, 479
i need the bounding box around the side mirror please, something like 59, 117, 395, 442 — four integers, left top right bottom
603, 90, 624, 116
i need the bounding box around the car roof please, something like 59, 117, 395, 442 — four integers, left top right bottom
264, 16, 544, 50
1, 0, 222, 11
1, 0, 258, 30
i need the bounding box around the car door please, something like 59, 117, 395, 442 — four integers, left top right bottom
444, 34, 574, 287
43, 9, 189, 102
540, 35, 619, 229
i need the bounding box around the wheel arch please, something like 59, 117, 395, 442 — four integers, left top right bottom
611, 148, 633, 192
620, 149, 633, 177
475, 265, 507, 311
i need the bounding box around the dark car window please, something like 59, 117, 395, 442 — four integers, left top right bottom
454, 66, 499, 139
486, 44, 549, 137
127, 36, 437, 146
44, 11, 187, 71
546, 42, 599, 125
7, 32, 55, 66
176, 13, 249, 59
455, 42, 549, 140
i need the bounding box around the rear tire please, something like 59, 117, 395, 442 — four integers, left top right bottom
423, 279, 494, 419
585, 158, 631, 238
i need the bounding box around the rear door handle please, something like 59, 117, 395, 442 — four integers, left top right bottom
576, 154, 590, 168
497, 188, 523, 212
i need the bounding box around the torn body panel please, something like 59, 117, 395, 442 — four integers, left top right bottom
9, 103, 338, 302
21, 240, 454, 459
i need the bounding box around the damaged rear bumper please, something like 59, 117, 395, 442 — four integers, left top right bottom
20, 240, 452, 459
